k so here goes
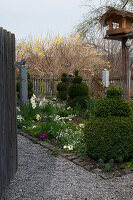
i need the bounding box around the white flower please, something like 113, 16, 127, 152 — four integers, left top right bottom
32, 94, 36, 99
79, 124, 85, 128
23, 126, 26, 128
17, 115, 24, 121
32, 125, 36, 129
68, 145, 73, 150
63, 145, 67, 149
42, 97, 45, 102
67, 106, 72, 110
32, 103, 36, 109
17, 107, 20, 112
36, 114, 41, 121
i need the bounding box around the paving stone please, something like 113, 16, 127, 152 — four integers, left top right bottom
65, 155, 78, 161
84, 165, 94, 171
122, 169, 133, 174
72, 158, 88, 167
92, 168, 103, 174
99, 173, 114, 180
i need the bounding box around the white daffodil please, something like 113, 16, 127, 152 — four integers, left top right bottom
17, 107, 20, 112
36, 114, 41, 121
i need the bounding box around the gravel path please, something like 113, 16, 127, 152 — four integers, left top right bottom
2, 134, 133, 200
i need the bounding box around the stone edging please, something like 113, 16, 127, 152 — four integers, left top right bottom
17, 131, 133, 180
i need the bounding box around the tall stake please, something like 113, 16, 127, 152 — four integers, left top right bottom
122, 38, 129, 101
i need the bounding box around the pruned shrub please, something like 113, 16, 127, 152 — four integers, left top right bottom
67, 70, 89, 109
84, 116, 133, 162
56, 73, 68, 101
94, 97, 131, 117
106, 86, 123, 99
94, 87, 131, 117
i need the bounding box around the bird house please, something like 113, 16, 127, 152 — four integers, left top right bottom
100, 7, 133, 37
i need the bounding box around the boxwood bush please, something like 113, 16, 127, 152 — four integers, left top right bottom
94, 86, 131, 117
84, 116, 133, 162
56, 73, 68, 101
68, 70, 89, 109
94, 97, 131, 117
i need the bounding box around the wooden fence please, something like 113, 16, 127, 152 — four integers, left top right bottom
32, 78, 58, 97
0, 27, 17, 199
32, 77, 133, 98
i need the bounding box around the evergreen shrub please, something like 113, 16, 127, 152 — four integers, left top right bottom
84, 116, 133, 162
94, 87, 131, 117
68, 70, 89, 109
56, 73, 68, 101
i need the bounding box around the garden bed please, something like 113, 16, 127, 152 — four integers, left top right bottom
17, 94, 133, 179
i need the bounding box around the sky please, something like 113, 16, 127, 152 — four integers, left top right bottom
0, 0, 90, 40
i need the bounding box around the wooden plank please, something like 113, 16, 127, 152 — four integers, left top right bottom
11, 33, 17, 175
0, 27, 4, 200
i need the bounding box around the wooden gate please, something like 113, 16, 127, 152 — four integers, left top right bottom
0, 27, 17, 199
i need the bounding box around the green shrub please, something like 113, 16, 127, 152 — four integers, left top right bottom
69, 83, 88, 99
106, 86, 123, 99
84, 116, 133, 162
67, 70, 89, 109
56, 82, 67, 91
68, 96, 89, 109
56, 73, 68, 101
94, 97, 131, 117
57, 91, 67, 101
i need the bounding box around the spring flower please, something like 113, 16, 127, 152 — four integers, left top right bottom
32, 94, 36, 99
36, 114, 41, 121
17, 107, 20, 112
39, 101, 43, 107
79, 124, 85, 128
63, 145, 67, 149
38, 131, 48, 140
68, 145, 73, 150
32, 125, 36, 129
67, 106, 72, 110
42, 97, 45, 102
23, 126, 26, 129
17, 115, 24, 121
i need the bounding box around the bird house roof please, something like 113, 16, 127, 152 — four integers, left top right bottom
100, 7, 133, 27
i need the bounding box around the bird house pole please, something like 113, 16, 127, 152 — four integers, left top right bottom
122, 38, 130, 101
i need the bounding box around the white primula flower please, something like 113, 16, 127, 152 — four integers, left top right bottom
79, 124, 85, 128
36, 114, 41, 121
17, 115, 24, 121
32, 125, 36, 129
63, 145, 67, 149
68, 145, 73, 150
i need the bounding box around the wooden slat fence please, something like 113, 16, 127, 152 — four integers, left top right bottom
0, 27, 17, 199
32, 77, 133, 98
32, 78, 58, 97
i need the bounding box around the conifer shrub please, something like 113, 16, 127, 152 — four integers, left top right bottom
67, 70, 89, 109
84, 116, 133, 162
56, 73, 68, 101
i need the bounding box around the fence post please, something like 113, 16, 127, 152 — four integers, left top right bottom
20, 65, 28, 106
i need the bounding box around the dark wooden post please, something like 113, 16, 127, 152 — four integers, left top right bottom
122, 38, 129, 101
